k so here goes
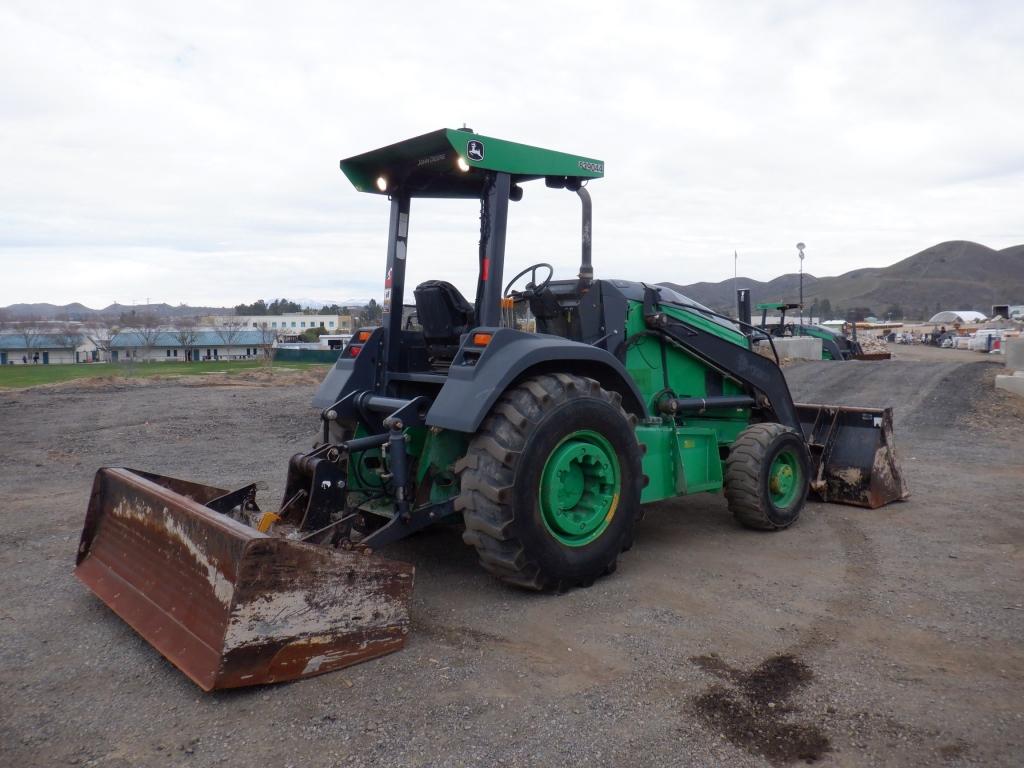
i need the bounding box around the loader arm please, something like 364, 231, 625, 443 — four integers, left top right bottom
640, 287, 908, 509
641, 288, 801, 432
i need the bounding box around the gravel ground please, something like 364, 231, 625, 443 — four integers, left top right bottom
1, 356, 1021, 767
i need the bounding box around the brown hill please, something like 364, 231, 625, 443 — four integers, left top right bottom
663, 241, 1024, 319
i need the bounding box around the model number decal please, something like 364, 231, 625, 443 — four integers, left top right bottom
417, 153, 447, 166
578, 160, 603, 173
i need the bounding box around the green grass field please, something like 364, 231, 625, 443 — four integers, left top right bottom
0, 360, 330, 389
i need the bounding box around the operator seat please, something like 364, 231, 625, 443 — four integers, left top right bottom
413, 280, 475, 364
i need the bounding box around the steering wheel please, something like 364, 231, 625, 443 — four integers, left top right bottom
503, 262, 554, 298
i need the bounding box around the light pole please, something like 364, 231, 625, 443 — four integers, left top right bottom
797, 242, 806, 326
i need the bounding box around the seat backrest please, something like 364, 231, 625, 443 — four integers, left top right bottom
413, 280, 475, 343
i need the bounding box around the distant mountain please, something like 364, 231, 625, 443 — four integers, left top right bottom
1, 298, 375, 321
5, 242, 1020, 323
0, 302, 233, 320
662, 241, 1024, 319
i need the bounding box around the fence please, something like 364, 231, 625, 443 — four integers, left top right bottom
273, 348, 341, 364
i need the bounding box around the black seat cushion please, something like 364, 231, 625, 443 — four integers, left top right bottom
413, 280, 475, 345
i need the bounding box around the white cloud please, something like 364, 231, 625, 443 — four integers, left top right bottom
1, 0, 1021, 307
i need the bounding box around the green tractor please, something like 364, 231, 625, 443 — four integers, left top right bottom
754, 301, 872, 360
75, 129, 908, 691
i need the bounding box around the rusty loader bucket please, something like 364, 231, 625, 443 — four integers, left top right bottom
75, 468, 413, 691
796, 404, 910, 509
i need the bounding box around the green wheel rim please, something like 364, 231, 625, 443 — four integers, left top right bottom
768, 449, 801, 508
538, 429, 621, 547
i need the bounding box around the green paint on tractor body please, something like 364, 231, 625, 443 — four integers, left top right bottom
620, 298, 750, 502
347, 293, 759, 516
340, 128, 603, 199
336, 129, 770, 519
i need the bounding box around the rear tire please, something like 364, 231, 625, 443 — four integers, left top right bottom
724, 423, 809, 530
456, 374, 643, 591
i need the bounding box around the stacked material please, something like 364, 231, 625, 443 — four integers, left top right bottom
859, 336, 889, 354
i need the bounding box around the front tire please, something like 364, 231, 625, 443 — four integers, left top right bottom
724, 423, 809, 530
456, 374, 643, 591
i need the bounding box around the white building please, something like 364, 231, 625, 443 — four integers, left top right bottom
205, 313, 355, 336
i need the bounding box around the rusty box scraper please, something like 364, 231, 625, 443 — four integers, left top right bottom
76, 468, 414, 691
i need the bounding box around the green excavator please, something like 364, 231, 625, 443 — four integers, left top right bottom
75, 129, 908, 690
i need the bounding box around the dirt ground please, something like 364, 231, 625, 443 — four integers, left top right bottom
1, 351, 1021, 767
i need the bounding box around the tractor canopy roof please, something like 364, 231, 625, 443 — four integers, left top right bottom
340, 128, 604, 198
756, 302, 802, 311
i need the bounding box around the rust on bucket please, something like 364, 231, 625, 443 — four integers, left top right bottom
76, 468, 413, 690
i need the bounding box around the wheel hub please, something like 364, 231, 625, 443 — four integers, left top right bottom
539, 431, 620, 547
768, 450, 800, 508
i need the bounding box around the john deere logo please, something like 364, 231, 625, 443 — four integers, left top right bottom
467, 140, 484, 162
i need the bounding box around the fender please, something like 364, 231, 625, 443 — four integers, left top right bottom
426, 328, 647, 433
802, 327, 852, 361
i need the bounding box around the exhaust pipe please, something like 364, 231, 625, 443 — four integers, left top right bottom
577, 187, 593, 286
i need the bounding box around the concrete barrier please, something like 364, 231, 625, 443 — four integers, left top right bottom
770, 336, 823, 361
273, 348, 341, 363
995, 374, 1024, 397
1003, 337, 1024, 371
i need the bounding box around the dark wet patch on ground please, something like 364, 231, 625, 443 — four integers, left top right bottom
938, 740, 970, 761
691, 653, 830, 765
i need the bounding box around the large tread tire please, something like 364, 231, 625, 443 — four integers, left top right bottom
456, 373, 643, 591
725, 423, 809, 531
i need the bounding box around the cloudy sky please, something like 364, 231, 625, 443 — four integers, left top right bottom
2, 1, 1021, 308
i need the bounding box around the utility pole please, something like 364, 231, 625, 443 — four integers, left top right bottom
797, 242, 806, 327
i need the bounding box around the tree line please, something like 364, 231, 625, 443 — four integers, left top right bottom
233, 298, 383, 322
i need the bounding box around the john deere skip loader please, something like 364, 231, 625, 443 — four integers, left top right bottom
76, 128, 908, 690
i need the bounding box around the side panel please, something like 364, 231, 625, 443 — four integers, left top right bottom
637, 425, 679, 503
636, 425, 724, 504
425, 328, 647, 433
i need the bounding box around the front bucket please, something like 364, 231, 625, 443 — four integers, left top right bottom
796, 404, 910, 509
75, 467, 413, 690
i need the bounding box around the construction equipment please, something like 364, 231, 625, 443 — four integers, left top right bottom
76, 128, 909, 690
753, 301, 890, 360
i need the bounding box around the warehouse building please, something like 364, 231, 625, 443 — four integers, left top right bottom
107, 330, 269, 362
0, 333, 96, 365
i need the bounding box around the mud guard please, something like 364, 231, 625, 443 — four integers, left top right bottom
426, 328, 647, 433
